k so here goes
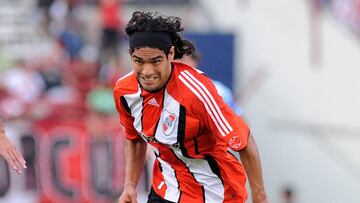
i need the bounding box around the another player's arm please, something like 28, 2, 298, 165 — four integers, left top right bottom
0, 117, 27, 174
239, 134, 269, 203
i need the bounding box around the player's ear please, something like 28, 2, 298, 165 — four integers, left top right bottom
168, 46, 175, 61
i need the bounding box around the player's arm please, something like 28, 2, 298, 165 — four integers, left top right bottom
182, 71, 269, 202
119, 138, 147, 203
0, 118, 27, 174
114, 90, 148, 203
239, 134, 269, 203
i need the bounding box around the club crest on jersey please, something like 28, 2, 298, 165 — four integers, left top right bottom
229, 136, 242, 150
162, 109, 177, 136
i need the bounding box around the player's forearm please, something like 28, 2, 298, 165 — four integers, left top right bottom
124, 139, 147, 186
239, 134, 268, 202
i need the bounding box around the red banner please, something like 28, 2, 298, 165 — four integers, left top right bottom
32, 119, 125, 203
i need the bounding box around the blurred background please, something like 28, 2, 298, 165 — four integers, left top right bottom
1, 0, 360, 202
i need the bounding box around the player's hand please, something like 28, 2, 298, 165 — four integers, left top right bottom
118, 182, 137, 203
0, 134, 27, 174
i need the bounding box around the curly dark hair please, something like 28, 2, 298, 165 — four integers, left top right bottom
125, 11, 195, 59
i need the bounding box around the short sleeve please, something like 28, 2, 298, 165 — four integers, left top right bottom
179, 70, 249, 151
113, 92, 140, 141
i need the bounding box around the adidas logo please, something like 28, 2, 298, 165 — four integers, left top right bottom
148, 98, 159, 107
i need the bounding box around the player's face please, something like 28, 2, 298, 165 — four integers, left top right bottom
131, 46, 175, 92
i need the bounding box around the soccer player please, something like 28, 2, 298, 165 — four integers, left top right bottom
115, 11, 269, 203
0, 117, 27, 174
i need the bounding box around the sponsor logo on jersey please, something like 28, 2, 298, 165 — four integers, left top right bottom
162, 109, 177, 136
148, 98, 159, 107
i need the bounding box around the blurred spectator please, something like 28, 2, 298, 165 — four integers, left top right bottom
98, 0, 123, 64
48, 0, 70, 36
58, 17, 85, 60
37, 0, 56, 34
0, 2, 126, 201
37, 62, 64, 92
86, 85, 116, 115
0, 59, 45, 119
